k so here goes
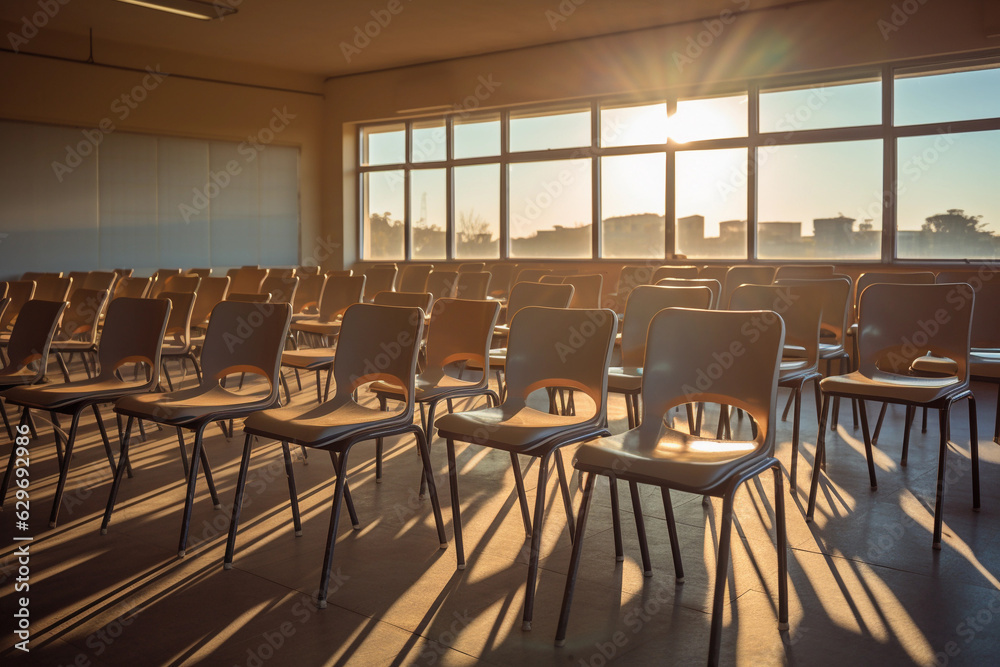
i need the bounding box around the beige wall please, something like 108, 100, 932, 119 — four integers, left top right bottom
0, 32, 325, 269
325, 0, 1000, 268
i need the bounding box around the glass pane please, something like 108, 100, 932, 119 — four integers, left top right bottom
672, 94, 748, 143
897, 130, 1000, 260
675, 148, 747, 259
510, 107, 590, 152
454, 164, 500, 259
601, 153, 665, 258
757, 140, 882, 260
509, 158, 591, 258
362, 124, 404, 165
410, 169, 446, 260
601, 102, 668, 147
411, 120, 446, 163
759, 80, 881, 133
363, 170, 404, 260
895, 64, 1000, 126
454, 113, 500, 159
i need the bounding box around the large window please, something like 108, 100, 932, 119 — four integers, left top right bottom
357, 57, 1000, 262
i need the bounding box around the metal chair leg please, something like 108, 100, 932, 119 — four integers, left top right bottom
101, 416, 136, 535
48, 411, 83, 528
522, 452, 552, 631
510, 452, 532, 537
629, 481, 651, 576
554, 472, 596, 647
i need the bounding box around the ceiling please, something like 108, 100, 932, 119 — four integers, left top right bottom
0, 0, 808, 78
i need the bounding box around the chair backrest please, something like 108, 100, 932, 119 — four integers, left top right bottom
328, 303, 424, 418
21, 271, 61, 281
0, 284, 7, 299
227, 292, 272, 303
854, 271, 935, 318
268, 268, 296, 280
113, 268, 134, 279
156, 291, 197, 350
230, 267, 269, 294
83, 271, 117, 292
57, 288, 110, 343
34, 275, 72, 302
774, 264, 835, 280
723, 265, 777, 307
505, 281, 574, 323
539, 275, 564, 285
639, 307, 784, 459
857, 283, 973, 382
199, 301, 291, 393
651, 265, 699, 282
318, 275, 366, 322
616, 265, 658, 303
373, 291, 433, 312
112, 276, 152, 300
458, 262, 486, 273
621, 285, 714, 367
936, 269, 1000, 349
513, 268, 551, 284
191, 276, 231, 327
0, 281, 35, 332
163, 274, 202, 294
655, 278, 723, 309
293, 273, 327, 314
426, 271, 458, 301
297, 265, 322, 276
698, 266, 729, 284
363, 266, 398, 296
326, 269, 354, 278
730, 284, 823, 371
188, 268, 212, 278
486, 263, 518, 298
67, 272, 88, 298
149, 269, 182, 297
504, 306, 617, 424
564, 274, 604, 309
259, 275, 299, 305
95, 297, 171, 383
454, 271, 491, 300
424, 298, 501, 384
774, 276, 852, 345
397, 264, 433, 292
3, 300, 66, 381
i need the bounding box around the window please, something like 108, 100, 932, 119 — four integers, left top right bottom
356, 57, 1000, 262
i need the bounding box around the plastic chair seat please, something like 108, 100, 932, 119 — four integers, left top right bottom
50, 339, 97, 352
820, 369, 961, 404
971, 351, 1000, 379
779, 358, 816, 381
281, 348, 336, 371
607, 366, 643, 393
819, 342, 846, 359
291, 319, 342, 336
116, 383, 273, 425
243, 400, 410, 448
5, 376, 150, 411
370, 372, 483, 403
436, 405, 592, 452
0, 367, 40, 386
575, 428, 764, 492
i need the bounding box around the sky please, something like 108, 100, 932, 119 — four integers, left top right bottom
364, 66, 1000, 246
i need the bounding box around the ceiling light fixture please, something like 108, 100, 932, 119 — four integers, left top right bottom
112, 0, 237, 21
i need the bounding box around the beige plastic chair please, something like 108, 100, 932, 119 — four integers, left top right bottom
722, 265, 777, 308
111, 276, 151, 300
163, 274, 202, 293
1, 298, 170, 527
731, 283, 823, 486
426, 270, 458, 301
613, 265, 658, 313
0, 299, 66, 439
66, 272, 88, 299
806, 283, 978, 549
486, 262, 518, 299
156, 291, 200, 390
291, 275, 366, 342
260, 274, 299, 305
268, 268, 296, 280
698, 265, 729, 284
774, 264, 835, 280
190, 276, 231, 330
50, 288, 111, 381
188, 268, 212, 279
372, 290, 433, 311
611, 285, 714, 430
454, 271, 490, 300
33, 275, 72, 302
229, 267, 269, 294
397, 264, 434, 292
83, 271, 117, 292
655, 277, 723, 309
292, 273, 327, 320
651, 265, 699, 282
563, 274, 603, 309
363, 265, 398, 299
0, 281, 36, 335
458, 262, 486, 273
370, 298, 501, 488
104, 301, 292, 556
149, 269, 182, 297
229, 303, 445, 609
554, 307, 787, 666
436, 305, 618, 631
513, 267, 551, 284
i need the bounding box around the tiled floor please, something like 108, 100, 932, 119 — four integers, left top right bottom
1, 364, 999, 666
